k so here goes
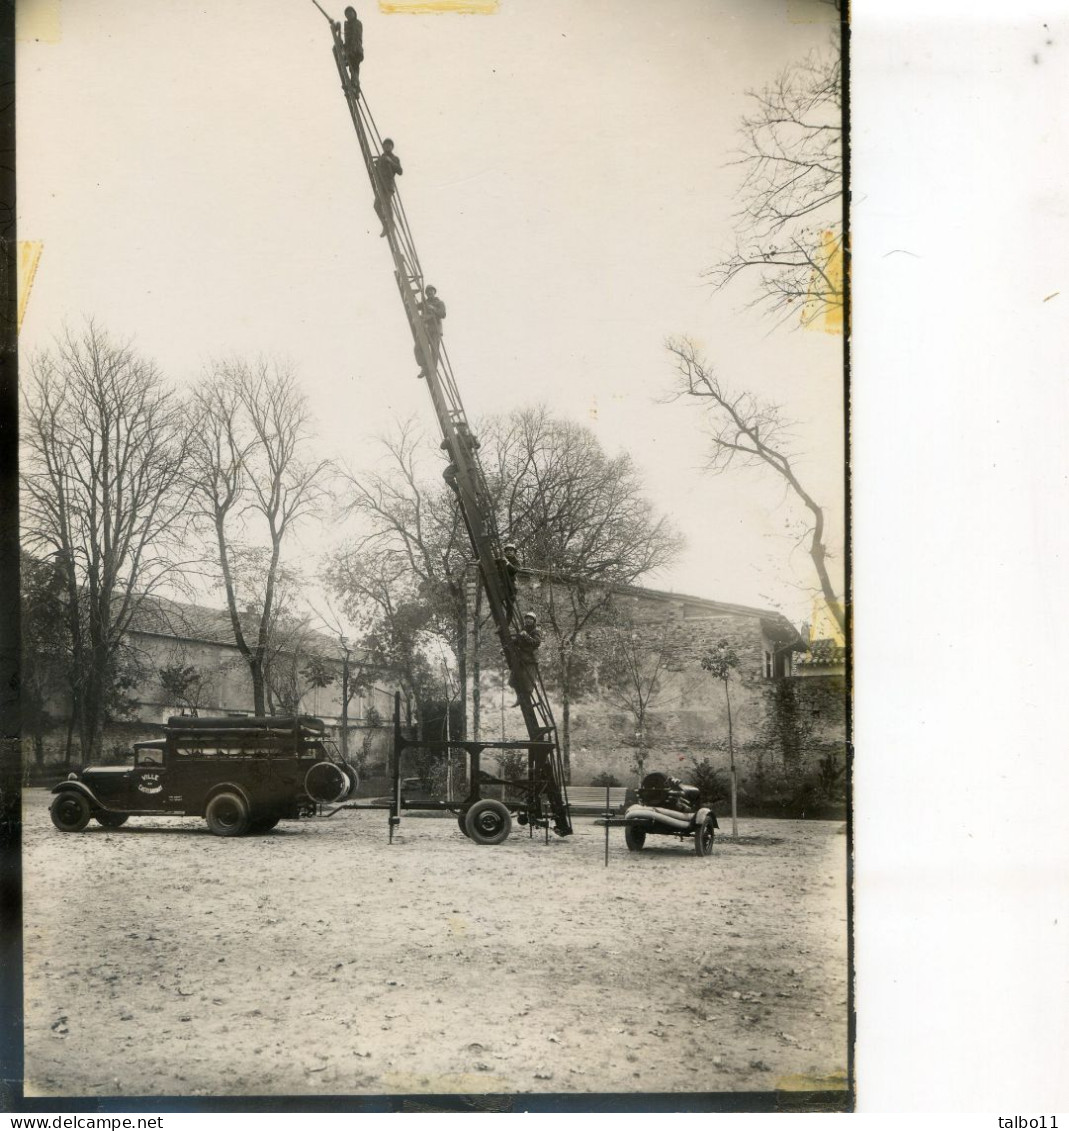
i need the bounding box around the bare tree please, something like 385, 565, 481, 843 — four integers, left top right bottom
667, 337, 844, 636
331, 408, 681, 771
474, 408, 680, 583
339, 409, 680, 770
324, 542, 442, 738
308, 597, 377, 760
20, 551, 71, 765
343, 420, 469, 683
598, 611, 684, 779
488, 408, 683, 777
705, 38, 842, 328
702, 640, 742, 838
21, 322, 193, 760
188, 360, 332, 715
263, 615, 336, 716
158, 659, 210, 717
328, 420, 469, 738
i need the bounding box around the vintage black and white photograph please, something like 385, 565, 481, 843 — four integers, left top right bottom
15, 0, 847, 1106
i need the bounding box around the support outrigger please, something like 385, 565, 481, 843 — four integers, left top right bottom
314, 5, 571, 843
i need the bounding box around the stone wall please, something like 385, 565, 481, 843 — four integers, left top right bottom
465, 570, 847, 794
127, 633, 396, 726
24, 628, 399, 775
566, 669, 847, 814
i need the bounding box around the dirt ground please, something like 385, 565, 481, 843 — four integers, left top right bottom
22, 788, 849, 1100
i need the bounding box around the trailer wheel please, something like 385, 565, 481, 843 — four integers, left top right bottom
695, 816, 716, 857
50, 791, 91, 833
94, 812, 129, 828
624, 824, 646, 852
464, 799, 512, 845
249, 815, 280, 834
205, 791, 251, 837
456, 810, 470, 837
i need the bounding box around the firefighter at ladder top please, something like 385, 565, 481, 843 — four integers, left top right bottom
509, 612, 542, 705
373, 138, 403, 237
415, 285, 446, 378
336, 6, 363, 96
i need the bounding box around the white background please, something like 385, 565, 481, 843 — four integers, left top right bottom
853, 0, 1069, 1115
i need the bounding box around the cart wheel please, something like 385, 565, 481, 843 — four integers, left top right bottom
463, 799, 512, 845
624, 824, 646, 851
695, 816, 716, 857
94, 812, 129, 828
50, 791, 91, 833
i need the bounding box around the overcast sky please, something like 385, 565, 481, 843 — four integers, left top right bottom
18, 0, 843, 627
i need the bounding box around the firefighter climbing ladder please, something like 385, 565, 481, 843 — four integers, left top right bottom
316, 7, 571, 838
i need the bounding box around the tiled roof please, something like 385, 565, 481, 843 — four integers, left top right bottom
797, 637, 847, 666
128, 595, 347, 659
130, 596, 239, 646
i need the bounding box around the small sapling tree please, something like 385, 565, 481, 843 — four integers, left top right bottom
701, 640, 741, 837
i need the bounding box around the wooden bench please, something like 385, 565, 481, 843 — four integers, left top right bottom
566, 785, 629, 815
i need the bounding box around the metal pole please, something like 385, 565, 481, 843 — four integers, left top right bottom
730, 767, 738, 839
443, 659, 452, 803
726, 675, 738, 839
389, 692, 402, 844
340, 644, 350, 761
604, 784, 610, 867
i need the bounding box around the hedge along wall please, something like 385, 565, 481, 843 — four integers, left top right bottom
566, 670, 846, 786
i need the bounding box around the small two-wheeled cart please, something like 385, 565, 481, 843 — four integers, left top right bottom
596, 772, 718, 857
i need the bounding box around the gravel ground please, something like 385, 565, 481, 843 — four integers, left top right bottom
22, 789, 849, 1100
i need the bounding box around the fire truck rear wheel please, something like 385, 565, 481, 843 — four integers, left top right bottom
205, 791, 251, 837
463, 799, 512, 845
94, 811, 129, 828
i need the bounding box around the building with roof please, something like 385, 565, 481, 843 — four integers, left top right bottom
26, 593, 399, 770
796, 596, 847, 678
795, 636, 847, 678
124, 595, 397, 726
